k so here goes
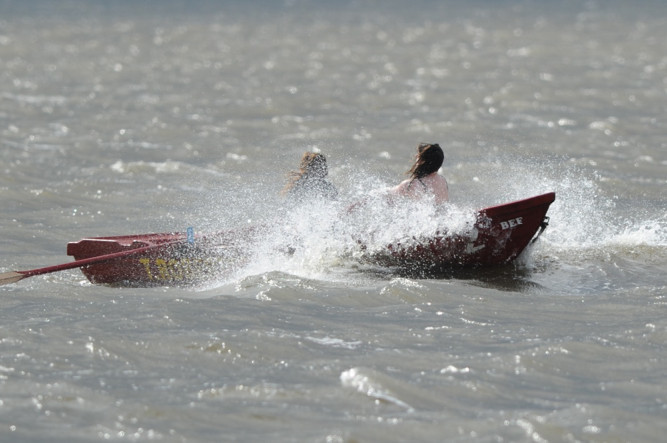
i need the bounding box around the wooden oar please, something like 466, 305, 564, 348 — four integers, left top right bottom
0, 240, 184, 286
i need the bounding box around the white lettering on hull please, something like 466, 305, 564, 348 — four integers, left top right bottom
500, 217, 523, 230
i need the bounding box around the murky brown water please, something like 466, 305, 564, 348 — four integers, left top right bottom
1, 1, 666, 441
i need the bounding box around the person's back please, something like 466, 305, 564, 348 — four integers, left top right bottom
392, 170, 449, 204
287, 175, 338, 202
390, 143, 449, 204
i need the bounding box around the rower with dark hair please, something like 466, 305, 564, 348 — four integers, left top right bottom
390, 143, 449, 204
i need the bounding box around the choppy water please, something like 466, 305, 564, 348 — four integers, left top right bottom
1, 0, 666, 441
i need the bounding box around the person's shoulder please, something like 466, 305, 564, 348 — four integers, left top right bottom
429, 172, 447, 185
393, 178, 412, 192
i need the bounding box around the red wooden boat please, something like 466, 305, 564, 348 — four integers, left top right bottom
62, 192, 555, 286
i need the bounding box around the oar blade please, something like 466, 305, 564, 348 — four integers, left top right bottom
0, 271, 26, 286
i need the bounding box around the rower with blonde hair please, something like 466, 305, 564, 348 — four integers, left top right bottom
283, 152, 338, 203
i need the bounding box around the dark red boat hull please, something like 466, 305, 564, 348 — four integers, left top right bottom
67, 193, 555, 286
370, 192, 555, 275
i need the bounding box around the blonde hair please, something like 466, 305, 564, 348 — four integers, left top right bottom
283, 152, 329, 194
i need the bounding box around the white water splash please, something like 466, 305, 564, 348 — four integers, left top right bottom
195, 153, 665, 287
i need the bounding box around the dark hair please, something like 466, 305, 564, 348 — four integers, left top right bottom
407, 143, 444, 179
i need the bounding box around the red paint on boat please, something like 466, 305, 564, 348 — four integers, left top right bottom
67, 231, 247, 287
